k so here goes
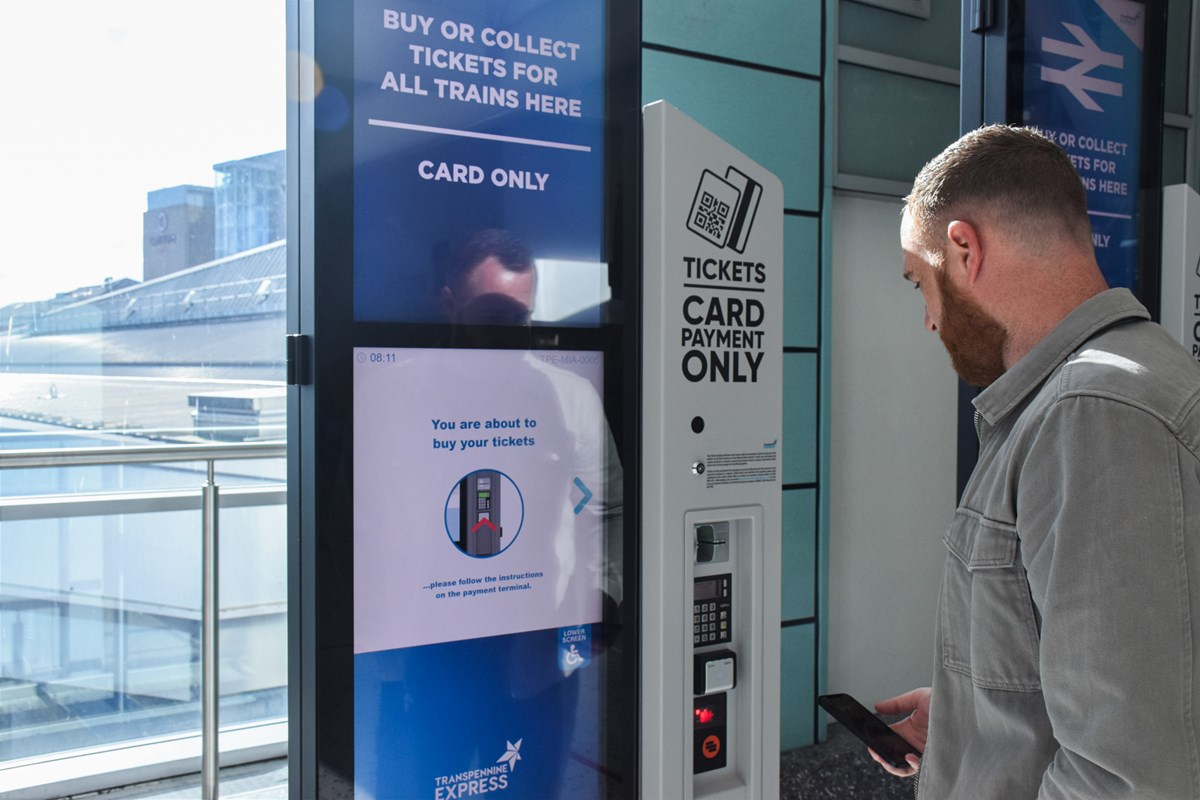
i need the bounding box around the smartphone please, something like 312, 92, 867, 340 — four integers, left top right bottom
817, 693, 922, 769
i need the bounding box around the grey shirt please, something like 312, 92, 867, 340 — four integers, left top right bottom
919, 289, 1200, 799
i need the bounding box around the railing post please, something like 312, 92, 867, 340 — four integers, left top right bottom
202, 460, 220, 800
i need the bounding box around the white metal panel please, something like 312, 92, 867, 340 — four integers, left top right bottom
641, 100, 783, 800
1161, 183, 1200, 364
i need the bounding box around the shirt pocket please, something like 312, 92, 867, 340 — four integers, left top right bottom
941, 511, 1042, 692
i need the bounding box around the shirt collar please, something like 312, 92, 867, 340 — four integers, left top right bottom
973, 288, 1150, 425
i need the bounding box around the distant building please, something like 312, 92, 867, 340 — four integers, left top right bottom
143, 185, 216, 281
214, 151, 285, 259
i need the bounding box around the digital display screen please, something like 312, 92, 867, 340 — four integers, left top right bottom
352, 0, 609, 325
695, 577, 719, 601
353, 346, 616, 797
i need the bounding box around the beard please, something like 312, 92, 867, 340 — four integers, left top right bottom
935, 269, 1008, 387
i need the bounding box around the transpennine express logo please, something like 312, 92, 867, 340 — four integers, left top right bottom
432, 738, 523, 799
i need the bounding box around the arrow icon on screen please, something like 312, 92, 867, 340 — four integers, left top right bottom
1040, 23, 1124, 112
472, 518, 497, 534
573, 478, 593, 515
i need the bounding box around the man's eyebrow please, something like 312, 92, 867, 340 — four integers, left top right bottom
902, 268, 914, 282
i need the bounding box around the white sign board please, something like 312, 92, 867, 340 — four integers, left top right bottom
641, 100, 782, 800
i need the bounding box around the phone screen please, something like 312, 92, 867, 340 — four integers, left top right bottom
817, 693, 921, 769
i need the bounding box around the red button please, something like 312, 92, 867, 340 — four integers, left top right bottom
702, 735, 722, 759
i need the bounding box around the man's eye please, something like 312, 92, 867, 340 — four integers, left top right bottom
913, 282, 921, 291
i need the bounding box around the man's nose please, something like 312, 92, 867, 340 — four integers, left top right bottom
924, 308, 936, 333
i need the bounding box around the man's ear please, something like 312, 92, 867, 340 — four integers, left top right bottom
945, 220, 983, 285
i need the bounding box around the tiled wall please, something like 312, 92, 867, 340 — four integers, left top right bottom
642, 0, 834, 750
835, 0, 960, 194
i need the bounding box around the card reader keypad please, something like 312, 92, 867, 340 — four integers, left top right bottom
693, 574, 732, 647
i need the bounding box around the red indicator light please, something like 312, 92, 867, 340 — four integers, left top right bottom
695, 708, 715, 724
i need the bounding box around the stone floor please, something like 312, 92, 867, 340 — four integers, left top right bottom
781, 722, 917, 800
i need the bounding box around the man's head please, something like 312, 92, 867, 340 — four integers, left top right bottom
441, 229, 537, 326
901, 125, 1105, 386
904, 125, 1092, 263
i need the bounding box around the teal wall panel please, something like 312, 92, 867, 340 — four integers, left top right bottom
782, 488, 817, 621
838, 64, 958, 184
642, 0, 832, 756
1165, 0, 1193, 116
782, 353, 818, 485
1164, 125, 1189, 186
785, 215, 820, 349
838, 0, 961, 70
643, 49, 821, 211
781, 623, 817, 750
644, 0, 822, 77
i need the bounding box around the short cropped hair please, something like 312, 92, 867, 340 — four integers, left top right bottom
444, 228, 534, 290
905, 125, 1092, 260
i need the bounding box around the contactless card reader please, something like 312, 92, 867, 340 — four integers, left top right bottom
695, 649, 737, 695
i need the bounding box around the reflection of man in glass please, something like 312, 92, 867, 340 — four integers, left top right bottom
440, 229, 537, 326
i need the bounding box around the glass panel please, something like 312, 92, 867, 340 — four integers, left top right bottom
837, 64, 959, 184
0, 482, 285, 762
1, 0, 285, 778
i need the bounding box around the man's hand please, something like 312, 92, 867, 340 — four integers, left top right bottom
868, 687, 931, 778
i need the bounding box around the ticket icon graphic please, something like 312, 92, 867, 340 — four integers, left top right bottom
686, 166, 762, 253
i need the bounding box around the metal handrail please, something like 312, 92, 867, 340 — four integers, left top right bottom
0, 440, 287, 800
0, 441, 285, 469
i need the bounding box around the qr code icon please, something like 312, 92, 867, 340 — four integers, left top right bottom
687, 170, 741, 248
695, 191, 731, 240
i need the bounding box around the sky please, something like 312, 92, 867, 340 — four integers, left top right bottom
0, 2, 286, 306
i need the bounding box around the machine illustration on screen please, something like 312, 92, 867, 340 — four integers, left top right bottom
451, 469, 524, 557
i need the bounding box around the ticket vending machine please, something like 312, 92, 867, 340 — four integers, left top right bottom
641, 101, 783, 799
288, 1, 781, 795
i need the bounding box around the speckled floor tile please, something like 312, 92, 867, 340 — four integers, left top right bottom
781, 722, 917, 800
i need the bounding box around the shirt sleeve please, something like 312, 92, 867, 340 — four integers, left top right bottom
1016, 395, 1200, 800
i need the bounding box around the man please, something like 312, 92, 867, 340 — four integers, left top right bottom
879, 124, 1200, 798
440, 228, 537, 326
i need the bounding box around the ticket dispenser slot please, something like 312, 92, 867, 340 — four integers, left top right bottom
695, 522, 730, 564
